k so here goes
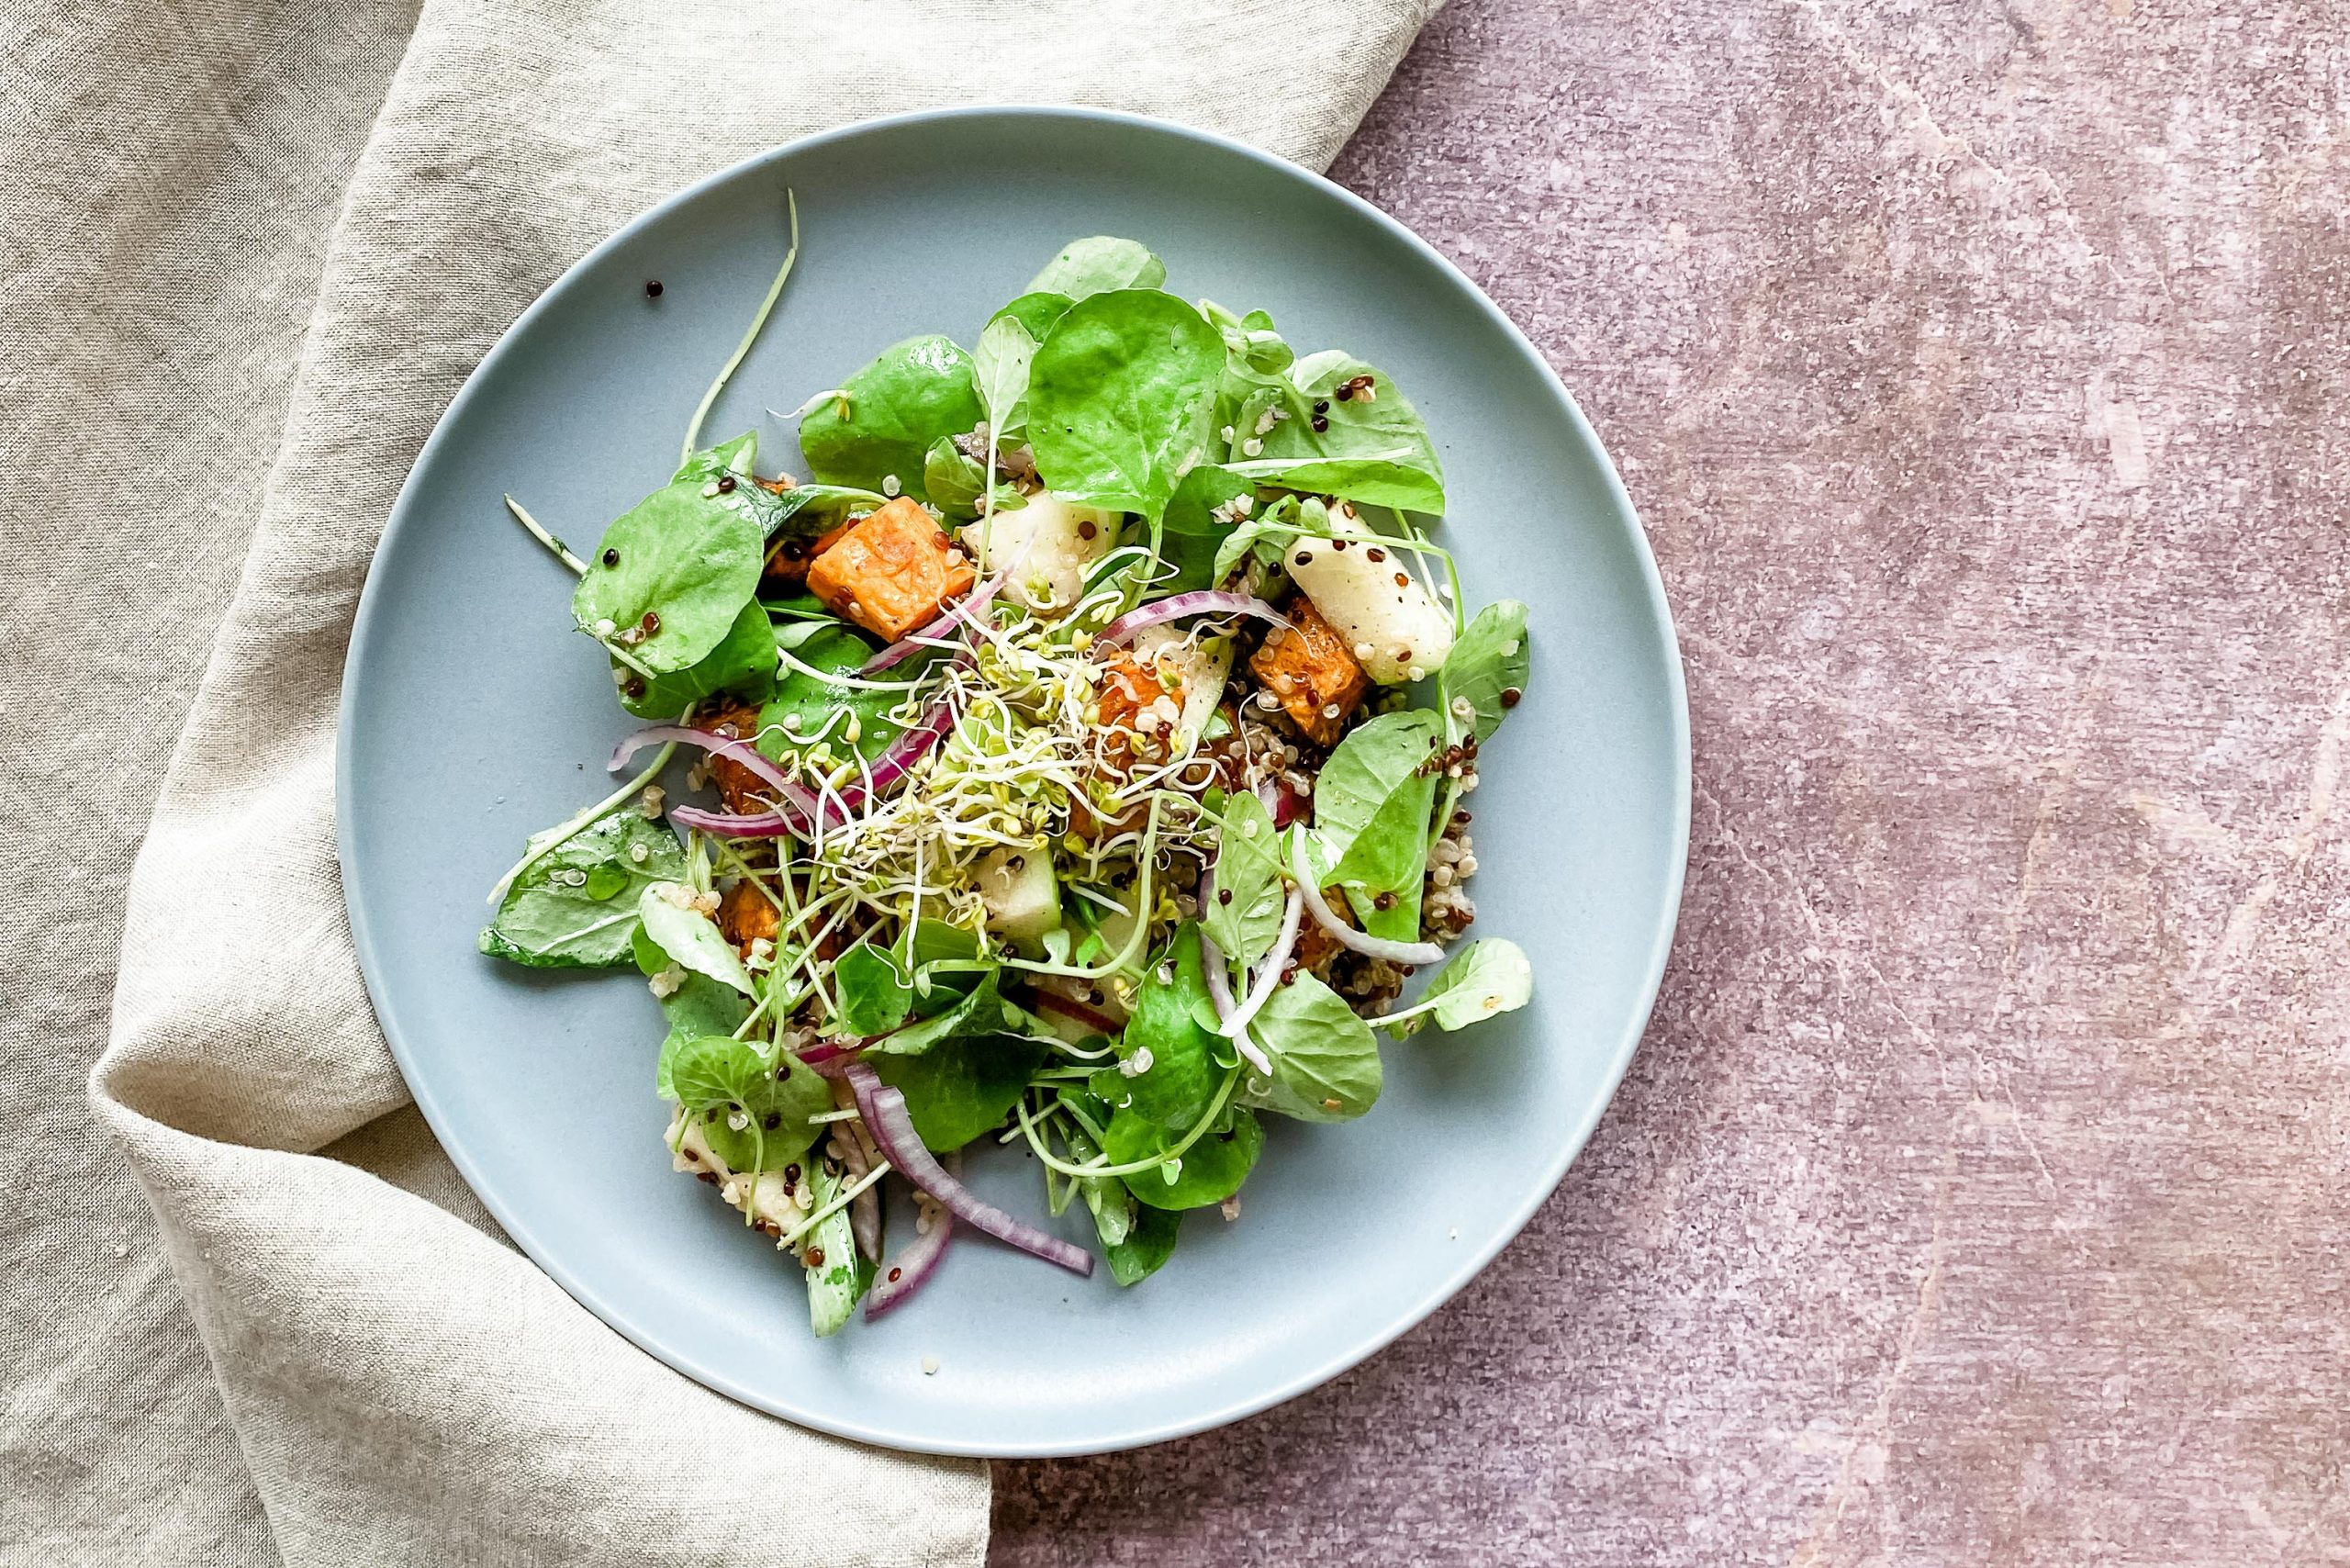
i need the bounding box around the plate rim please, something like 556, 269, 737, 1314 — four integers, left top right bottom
338, 104, 1691, 1458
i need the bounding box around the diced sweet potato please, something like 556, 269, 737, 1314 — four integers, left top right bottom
701, 700, 772, 815
718, 880, 780, 955
762, 520, 851, 588
1248, 598, 1369, 747
805, 498, 975, 641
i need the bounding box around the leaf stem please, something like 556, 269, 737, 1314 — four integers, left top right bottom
504, 495, 588, 576
682, 188, 800, 464
487, 745, 676, 903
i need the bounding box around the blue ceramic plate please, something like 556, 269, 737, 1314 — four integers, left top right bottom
341, 108, 1686, 1458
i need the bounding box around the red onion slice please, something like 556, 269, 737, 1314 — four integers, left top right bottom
864, 1190, 953, 1320
1257, 778, 1301, 829
670, 802, 805, 839
1290, 832, 1446, 967
845, 1063, 1093, 1276
1096, 591, 1292, 647
611, 724, 825, 820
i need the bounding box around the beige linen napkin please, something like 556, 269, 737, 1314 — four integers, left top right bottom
22, 1, 1438, 1562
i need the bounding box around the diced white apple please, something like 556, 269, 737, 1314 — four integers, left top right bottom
1285, 519, 1454, 684
958, 493, 1119, 616
975, 845, 1062, 942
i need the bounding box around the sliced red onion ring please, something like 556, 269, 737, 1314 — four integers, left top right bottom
1096, 591, 1292, 647
670, 802, 807, 839
1290, 831, 1446, 967
1219, 883, 1303, 1043
1256, 778, 1301, 829
1197, 923, 1272, 1076
864, 1186, 953, 1320
845, 1063, 1093, 1276
611, 724, 825, 820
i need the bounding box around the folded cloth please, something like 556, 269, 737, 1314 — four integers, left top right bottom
58, 1, 1438, 1562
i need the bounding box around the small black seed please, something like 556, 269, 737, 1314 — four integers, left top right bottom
716, 474, 736, 494
1310, 415, 1329, 432
645, 279, 664, 297
602, 547, 620, 566
762, 1112, 781, 1130
1500, 688, 1523, 708
642, 610, 660, 633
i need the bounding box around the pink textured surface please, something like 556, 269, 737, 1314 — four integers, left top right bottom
992, 1, 2350, 1562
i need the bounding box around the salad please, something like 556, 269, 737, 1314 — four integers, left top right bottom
483, 216, 1535, 1336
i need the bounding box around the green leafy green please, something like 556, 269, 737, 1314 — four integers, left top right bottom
1088, 929, 1225, 1127
800, 1162, 866, 1337
870, 1031, 1054, 1152
1257, 352, 1444, 513
636, 885, 755, 996
1026, 237, 1166, 300
974, 305, 1047, 442
1157, 464, 1251, 594
478, 812, 685, 968
868, 970, 1019, 1057
614, 598, 778, 719
1225, 454, 1445, 514
1203, 790, 1285, 969
796, 334, 984, 499
655, 976, 750, 1073
1026, 289, 1224, 521
1242, 972, 1382, 1122
658, 1032, 831, 1170
1412, 939, 1536, 1032
1102, 1204, 1180, 1285
1314, 710, 1442, 895
1107, 1102, 1261, 1211
1443, 600, 1531, 744
921, 435, 1024, 521
572, 480, 765, 675
674, 431, 759, 485
755, 624, 922, 766
829, 939, 913, 1037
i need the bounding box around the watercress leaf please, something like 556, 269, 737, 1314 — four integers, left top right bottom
660, 1033, 830, 1170
1314, 710, 1443, 887
1107, 1102, 1261, 1211
655, 974, 751, 1077
1062, 1116, 1134, 1249
1416, 939, 1536, 1032
921, 435, 1024, 521
614, 597, 778, 719
757, 481, 890, 542
868, 969, 1013, 1057
636, 885, 755, 996
673, 431, 758, 483
796, 334, 984, 500
870, 1030, 1053, 1152
800, 1162, 867, 1337
1443, 600, 1531, 744
572, 480, 765, 674
974, 311, 1043, 439
1026, 237, 1166, 300
1089, 927, 1222, 1127
477, 812, 686, 969
991, 289, 1076, 341
1241, 971, 1382, 1122
1203, 790, 1284, 969
1158, 464, 1251, 593
1348, 878, 1423, 946
755, 624, 922, 766
1224, 454, 1446, 515
1102, 1204, 1181, 1286
1026, 289, 1223, 521
1237, 353, 1445, 513
830, 939, 913, 1037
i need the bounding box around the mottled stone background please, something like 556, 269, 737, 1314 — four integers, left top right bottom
996, 1, 2350, 1562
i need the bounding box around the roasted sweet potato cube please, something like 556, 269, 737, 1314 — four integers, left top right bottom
1248, 598, 1368, 747
701, 700, 773, 815
805, 498, 975, 641
762, 520, 852, 588
718, 879, 780, 955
